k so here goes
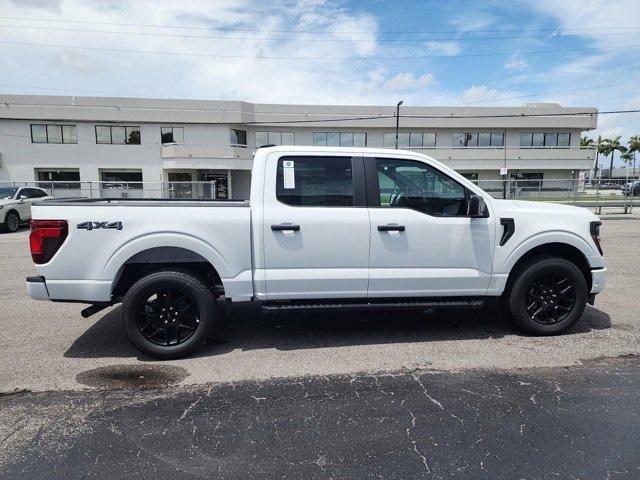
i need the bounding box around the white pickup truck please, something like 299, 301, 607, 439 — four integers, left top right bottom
26, 146, 606, 358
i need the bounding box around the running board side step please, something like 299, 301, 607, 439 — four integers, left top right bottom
262, 299, 485, 312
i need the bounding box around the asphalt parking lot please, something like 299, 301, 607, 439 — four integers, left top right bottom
1, 217, 639, 393
1, 216, 639, 478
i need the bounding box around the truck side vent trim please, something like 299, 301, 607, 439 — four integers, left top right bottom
499, 218, 515, 246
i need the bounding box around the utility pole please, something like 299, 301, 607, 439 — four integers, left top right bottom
395, 100, 403, 149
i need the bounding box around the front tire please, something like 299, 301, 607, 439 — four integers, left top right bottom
3, 211, 20, 233
121, 270, 216, 359
505, 255, 587, 335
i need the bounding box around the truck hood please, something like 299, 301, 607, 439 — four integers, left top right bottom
491, 199, 599, 221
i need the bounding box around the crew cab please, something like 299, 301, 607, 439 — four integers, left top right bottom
25, 147, 606, 358
1, 186, 52, 232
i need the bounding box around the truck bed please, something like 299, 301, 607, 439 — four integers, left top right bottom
30, 197, 254, 303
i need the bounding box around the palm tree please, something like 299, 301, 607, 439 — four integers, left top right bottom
629, 135, 640, 178
602, 136, 628, 179
587, 135, 607, 180
621, 151, 633, 166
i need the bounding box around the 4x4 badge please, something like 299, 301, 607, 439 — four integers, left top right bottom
77, 221, 123, 231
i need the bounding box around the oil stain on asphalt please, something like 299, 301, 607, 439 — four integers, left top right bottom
75, 364, 189, 389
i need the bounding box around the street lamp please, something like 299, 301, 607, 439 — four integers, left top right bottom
395, 100, 404, 149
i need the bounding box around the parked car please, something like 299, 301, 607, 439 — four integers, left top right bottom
622, 181, 640, 196
26, 147, 606, 358
0, 186, 52, 232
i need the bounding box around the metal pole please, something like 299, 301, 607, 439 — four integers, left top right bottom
395, 100, 403, 149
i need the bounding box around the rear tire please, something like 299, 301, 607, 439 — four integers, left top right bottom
121, 270, 216, 359
3, 211, 20, 233
504, 255, 587, 335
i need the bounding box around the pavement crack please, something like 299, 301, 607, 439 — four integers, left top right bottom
400, 399, 431, 475
178, 398, 202, 421
412, 372, 464, 425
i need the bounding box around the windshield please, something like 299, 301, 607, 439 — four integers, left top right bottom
0, 187, 18, 200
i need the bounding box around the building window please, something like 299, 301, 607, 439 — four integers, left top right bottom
230, 129, 247, 147
36, 170, 81, 189
255, 131, 295, 147
100, 170, 143, 189
161, 127, 184, 144
460, 172, 479, 182
520, 132, 571, 147
452, 132, 503, 148
512, 172, 543, 189
95, 125, 141, 145
313, 132, 367, 147
383, 132, 436, 148
31, 124, 77, 144
276, 156, 354, 207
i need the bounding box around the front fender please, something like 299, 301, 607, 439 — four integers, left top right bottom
500, 230, 603, 274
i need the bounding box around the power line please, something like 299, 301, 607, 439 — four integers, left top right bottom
461, 79, 640, 105
1, 15, 639, 35
2, 23, 640, 43
1, 40, 639, 61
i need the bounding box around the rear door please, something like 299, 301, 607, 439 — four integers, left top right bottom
365, 156, 495, 297
261, 153, 370, 299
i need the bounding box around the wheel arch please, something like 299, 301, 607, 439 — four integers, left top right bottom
505, 242, 592, 293
110, 245, 226, 300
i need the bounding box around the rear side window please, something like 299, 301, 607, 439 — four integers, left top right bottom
276, 156, 354, 207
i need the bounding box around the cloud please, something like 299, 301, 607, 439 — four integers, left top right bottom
503, 56, 528, 71
383, 72, 436, 90
424, 41, 461, 56
448, 12, 495, 32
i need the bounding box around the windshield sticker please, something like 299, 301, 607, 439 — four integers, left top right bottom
283, 160, 295, 189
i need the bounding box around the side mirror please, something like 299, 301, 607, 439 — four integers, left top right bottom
467, 194, 489, 218
19, 195, 27, 202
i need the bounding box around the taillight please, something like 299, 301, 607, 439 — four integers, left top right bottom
29, 220, 68, 264
590, 221, 603, 256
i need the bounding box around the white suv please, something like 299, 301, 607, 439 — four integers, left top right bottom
0, 186, 52, 232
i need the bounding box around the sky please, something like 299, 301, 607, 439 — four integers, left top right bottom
0, 0, 639, 164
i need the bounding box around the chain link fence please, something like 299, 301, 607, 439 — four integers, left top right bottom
1, 178, 637, 213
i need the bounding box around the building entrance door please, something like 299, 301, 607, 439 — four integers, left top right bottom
200, 173, 229, 199
167, 172, 193, 199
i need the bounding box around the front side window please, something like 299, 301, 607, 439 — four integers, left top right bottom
375, 158, 467, 216
31, 124, 77, 144
230, 129, 247, 146
276, 156, 354, 207
161, 127, 184, 144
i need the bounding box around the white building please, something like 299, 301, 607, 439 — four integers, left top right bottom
0, 95, 597, 198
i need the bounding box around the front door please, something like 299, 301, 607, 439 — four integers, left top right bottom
366, 156, 494, 297
262, 154, 370, 300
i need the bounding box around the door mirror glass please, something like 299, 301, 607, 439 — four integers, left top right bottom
467, 194, 489, 217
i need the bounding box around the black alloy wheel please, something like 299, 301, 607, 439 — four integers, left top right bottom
524, 274, 576, 325
505, 255, 587, 335
121, 270, 215, 359
136, 288, 200, 346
